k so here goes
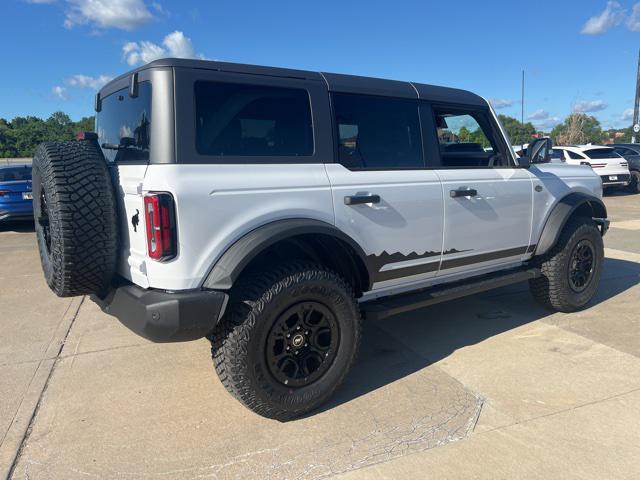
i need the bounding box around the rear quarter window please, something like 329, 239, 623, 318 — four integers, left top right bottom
194, 81, 313, 158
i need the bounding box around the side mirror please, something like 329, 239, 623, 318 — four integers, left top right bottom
517, 155, 531, 168
528, 137, 552, 164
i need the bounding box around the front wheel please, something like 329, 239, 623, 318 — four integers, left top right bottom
529, 217, 604, 312
627, 171, 640, 194
209, 262, 361, 421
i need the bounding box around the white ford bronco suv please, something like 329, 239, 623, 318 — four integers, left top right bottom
32, 59, 609, 420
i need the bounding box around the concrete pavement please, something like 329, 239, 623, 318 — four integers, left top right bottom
1, 193, 639, 479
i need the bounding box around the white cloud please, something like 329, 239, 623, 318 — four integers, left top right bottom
528, 109, 549, 120
123, 31, 204, 66
627, 3, 640, 31
622, 108, 634, 121
52, 85, 67, 99
534, 117, 561, 131
573, 99, 609, 113
490, 99, 513, 109
64, 0, 155, 30
581, 1, 625, 34
65, 74, 113, 90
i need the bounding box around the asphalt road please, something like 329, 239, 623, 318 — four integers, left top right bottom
0, 192, 639, 479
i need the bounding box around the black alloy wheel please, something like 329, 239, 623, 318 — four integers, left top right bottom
266, 301, 340, 387
37, 190, 52, 254
568, 239, 595, 293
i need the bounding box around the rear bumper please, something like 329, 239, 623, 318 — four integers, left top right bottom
600, 174, 630, 186
91, 282, 228, 343
0, 209, 33, 222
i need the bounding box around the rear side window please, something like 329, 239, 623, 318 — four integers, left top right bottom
97, 82, 151, 163
195, 82, 313, 157
584, 148, 620, 159
0, 166, 31, 182
332, 93, 423, 169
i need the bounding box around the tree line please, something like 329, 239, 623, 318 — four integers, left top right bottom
0, 110, 634, 158
0, 112, 94, 158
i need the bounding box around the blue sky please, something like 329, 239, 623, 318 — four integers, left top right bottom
1, 0, 638, 130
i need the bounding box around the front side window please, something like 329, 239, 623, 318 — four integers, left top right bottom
567, 150, 585, 160
550, 148, 565, 161
432, 109, 508, 167
332, 93, 423, 169
0, 166, 31, 181
195, 82, 313, 157
97, 82, 151, 163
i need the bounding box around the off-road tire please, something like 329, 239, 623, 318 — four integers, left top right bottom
32, 141, 118, 297
209, 262, 361, 421
529, 217, 603, 312
628, 171, 640, 194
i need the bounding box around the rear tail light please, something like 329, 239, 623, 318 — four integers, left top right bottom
0, 190, 10, 197
144, 193, 177, 261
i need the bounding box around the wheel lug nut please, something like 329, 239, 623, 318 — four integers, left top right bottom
294, 351, 299, 355
297, 326, 301, 330
304, 343, 308, 347
305, 330, 309, 335
286, 334, 290, 338
286, 346, 290, 351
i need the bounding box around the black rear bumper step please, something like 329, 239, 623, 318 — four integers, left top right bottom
362, 267, 541, 321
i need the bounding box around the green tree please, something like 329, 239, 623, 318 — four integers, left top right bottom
497, 115, 537, 146
458, 126, 471, 142
551, 114, 602, 145
0, 113, 95, 157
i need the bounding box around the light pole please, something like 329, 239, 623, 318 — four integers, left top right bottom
632, 49, 640, 143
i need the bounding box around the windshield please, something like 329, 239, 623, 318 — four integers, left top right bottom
584, 148, 620, 160
0, 165, 32, 182
96, 82, 151, 162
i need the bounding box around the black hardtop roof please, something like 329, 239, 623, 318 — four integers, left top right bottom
102, 57, 488, 107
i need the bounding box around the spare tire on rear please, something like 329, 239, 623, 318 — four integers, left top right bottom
32, 141, 118, 297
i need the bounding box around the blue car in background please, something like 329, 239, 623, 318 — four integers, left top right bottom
0, 164, 33, 222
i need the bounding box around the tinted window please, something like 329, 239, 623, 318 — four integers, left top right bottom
614, 147, 634, 156
0, 166, 31, 182
97, 82, 151, 163
550, 148, 564, 160
195, 82, 313, 157
332, 93, 423, 169
566, 150, 584, 160
433, 109, 508, 167
584, 148, 620, 159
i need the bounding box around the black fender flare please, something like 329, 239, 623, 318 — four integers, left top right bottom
202, 219, 372, 291
534, 192, 607, 257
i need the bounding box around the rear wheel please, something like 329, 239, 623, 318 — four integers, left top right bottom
209, 262, 361, 421
529, 217, 603, 312
627, 171, 640, 194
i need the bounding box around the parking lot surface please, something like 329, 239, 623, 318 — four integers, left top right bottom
1, 192, 639, 479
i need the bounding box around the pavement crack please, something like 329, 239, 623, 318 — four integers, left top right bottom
5, 296, 85, 480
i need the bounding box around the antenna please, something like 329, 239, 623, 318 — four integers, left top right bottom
521, 70, 525, 151
521, 70, 525, 125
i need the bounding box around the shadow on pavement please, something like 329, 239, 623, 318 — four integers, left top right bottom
0, 220, 35, 233
318, 256, 640, 414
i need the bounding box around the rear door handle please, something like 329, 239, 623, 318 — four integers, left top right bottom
344, 194, 381, 205
450, 189, 478, 198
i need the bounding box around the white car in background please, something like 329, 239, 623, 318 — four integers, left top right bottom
554, 145, 630, 189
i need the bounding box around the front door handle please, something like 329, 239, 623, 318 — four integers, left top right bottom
344, 194, 381, 205
450, 188, 478, 198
